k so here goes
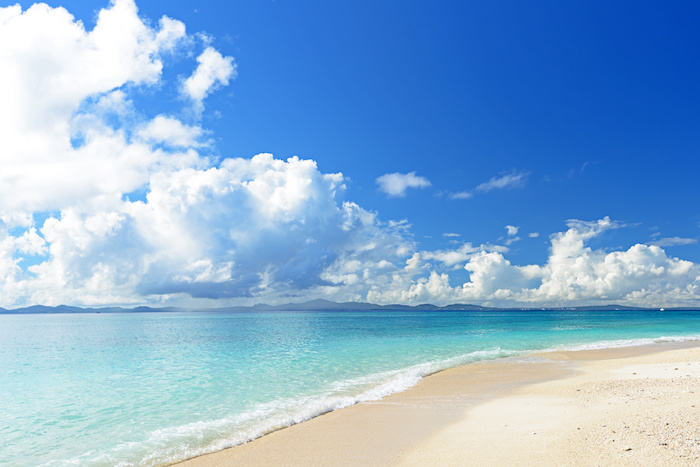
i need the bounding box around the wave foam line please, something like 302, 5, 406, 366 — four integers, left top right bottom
60, 347, 518, 466
550, 334, 700, 353
54, 334, 700, 466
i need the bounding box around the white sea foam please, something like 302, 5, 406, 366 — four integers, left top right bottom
55, 347, 522, 466
551, 334, 700, 352
171, 335, 700, 466
39, 334, 700, 467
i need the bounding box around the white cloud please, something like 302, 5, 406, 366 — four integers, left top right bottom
376, 172, 431, 197
420, 243, 509, 269
421, 244, 479, 268
446, 170, 528, 200
462, 252, 540, 299
14, 228, 47, 256
475, 170, 529, 193
3, 146, 700, 310
405, 253, 422, 271
0, 153, 422, 307
124, 154, 354, 299
366, 217, 700, 308
1, 1, 699, 311
448, 191, 473, 200
650, 237, 698, 247
0, 0, 215, 214
392, 271, 456, 305
523, 219, 697, 305
504, 225, 520, 245
182, 47, 236, 110
137, 115, 207, 148
529, 232, 540, 238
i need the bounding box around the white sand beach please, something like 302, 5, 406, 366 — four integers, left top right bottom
176, 342, 700, 466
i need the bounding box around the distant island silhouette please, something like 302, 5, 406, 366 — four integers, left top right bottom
1, 299, 693, 314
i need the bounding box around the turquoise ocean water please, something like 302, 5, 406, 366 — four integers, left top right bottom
1, 309, 699, 466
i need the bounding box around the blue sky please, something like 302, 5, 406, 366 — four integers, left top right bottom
1, 0, 699, 308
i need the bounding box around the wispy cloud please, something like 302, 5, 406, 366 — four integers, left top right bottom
447, 191, 473, 200
475, 170, 530, 193
505, 225, 520, 245
447, 170, 529, 200
650, 237, 698, 247
376, 172, 431, 197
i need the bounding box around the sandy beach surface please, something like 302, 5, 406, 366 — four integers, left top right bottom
175, 342, 700, 466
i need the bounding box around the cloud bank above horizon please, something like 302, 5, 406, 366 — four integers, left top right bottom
1, 0, 699, 309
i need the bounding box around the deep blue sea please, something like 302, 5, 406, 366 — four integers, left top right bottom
1, 309, 699, 466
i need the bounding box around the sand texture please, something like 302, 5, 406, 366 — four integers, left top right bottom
175, 342, 700, 466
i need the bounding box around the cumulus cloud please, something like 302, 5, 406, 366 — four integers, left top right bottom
376, 172, 431, 197
1, 1, 699, 310
124, 155, 353, 298
0, 0, 216, 214
137, 115, 207, 148
367, 217, 700, 308
523, 218, 697, 305
182, 47, 236, 110
0, 153, 421, 307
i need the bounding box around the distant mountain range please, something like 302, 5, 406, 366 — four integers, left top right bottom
0, 299, 694, 314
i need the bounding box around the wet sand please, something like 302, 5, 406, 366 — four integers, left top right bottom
175, 341, 700, 466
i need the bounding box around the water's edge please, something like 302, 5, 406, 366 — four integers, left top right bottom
166, 335, 700, 466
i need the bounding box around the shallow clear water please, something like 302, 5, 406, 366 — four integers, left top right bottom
1, 309, 699, 466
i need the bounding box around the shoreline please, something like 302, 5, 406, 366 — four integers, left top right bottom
174, 340, 700, 466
